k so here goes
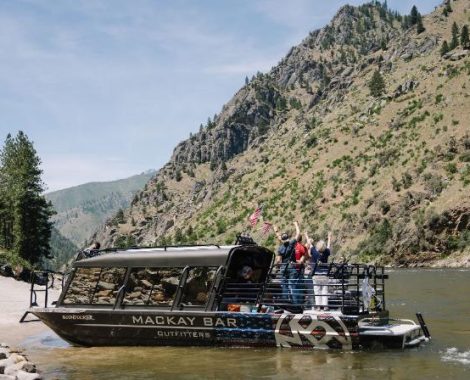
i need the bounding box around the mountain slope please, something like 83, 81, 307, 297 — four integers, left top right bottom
92, 0, 470, 267
45, 228, 79, 270
47, 171, 155, 248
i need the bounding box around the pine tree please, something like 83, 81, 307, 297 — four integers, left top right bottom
0, 131, 54, 265
450, 22, 459, 50
416, 13, 425, 34
440, 40, 450, 56
174, 228, 183, 243
0, 134, 15, 250
402, 15, 410, 30
368, 70, 386, 97
443, 2, 452, 16
410, 5, 419, 26
381, 39, 388, 51
115, 208, 125, 224
378, 5, 386, 20
461, 25, 469, 48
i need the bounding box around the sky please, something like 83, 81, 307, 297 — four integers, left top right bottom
0, 0, 442, 192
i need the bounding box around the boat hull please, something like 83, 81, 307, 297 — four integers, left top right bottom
32, 308, 361, 349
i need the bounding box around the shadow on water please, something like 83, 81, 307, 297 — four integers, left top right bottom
25, 269, 470, 380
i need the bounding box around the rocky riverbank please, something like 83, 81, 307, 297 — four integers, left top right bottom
0, 344, 41, 380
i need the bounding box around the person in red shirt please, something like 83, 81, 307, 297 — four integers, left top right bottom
292, 227, 308, 305
294, 236, 308, 267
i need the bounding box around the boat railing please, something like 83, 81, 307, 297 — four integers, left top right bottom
219, 282, 264, 306
20, 269, 63, 323
257, 262, 387, 315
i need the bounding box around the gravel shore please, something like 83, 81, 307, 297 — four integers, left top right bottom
0, 276, 61, 379
0, 276, 60, 345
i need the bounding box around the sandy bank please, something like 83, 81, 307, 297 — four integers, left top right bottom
0, 276, 60, 346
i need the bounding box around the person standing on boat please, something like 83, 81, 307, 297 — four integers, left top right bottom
292, 234, 308, 305
83, 241, 101, 258
307, 232, 332, 310
273, 222, 302, 304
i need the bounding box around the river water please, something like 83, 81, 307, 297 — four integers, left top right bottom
24, 269, 470, 379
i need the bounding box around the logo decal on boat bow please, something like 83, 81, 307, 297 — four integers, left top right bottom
274, 314, 352, 349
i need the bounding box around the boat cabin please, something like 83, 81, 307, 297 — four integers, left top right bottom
59, 245, 273, 312
58, 244, 387, 316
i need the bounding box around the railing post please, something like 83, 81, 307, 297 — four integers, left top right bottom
206, 266, 225, 311
44, 272, 49, 308
172, 266, 190, 311
341, 264, 345, 313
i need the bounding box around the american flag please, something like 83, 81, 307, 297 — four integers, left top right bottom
261, 222, 272, 236
248, 206, 262, 227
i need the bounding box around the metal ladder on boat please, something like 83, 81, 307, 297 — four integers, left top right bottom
19, 270, 62, 323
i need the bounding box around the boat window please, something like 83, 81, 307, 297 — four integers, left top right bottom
123, 267, 183, 307
180, 267, 218, 307
62, 267, 126, 305
91, 268, 127, 305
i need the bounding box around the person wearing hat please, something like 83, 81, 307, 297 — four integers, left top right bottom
273, 222, 302, 304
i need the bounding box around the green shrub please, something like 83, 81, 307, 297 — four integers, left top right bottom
402, 172, 413, 189
380, 201, 391, 215
446, 65, 459, 79
459, 152, 470, 162
224, 233, 236, 245
433, 113, 444, 124
0, 251, 32, 270
115, 235, 127, 248
306, 134, 318, 148
289, 97, 302, 110
461, 164, 470, 186
447, 230, 470, 251
392, 176, 401, 191
115, 209, 125, 224
356, 219, 393, 257
400, 99, 422, 117
445, 163, 458, 175
423, 173, 445, 195
216, 219, 227, 234
175, 170, 182, 182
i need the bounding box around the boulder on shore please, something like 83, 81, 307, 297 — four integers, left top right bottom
0, 344, 41, 380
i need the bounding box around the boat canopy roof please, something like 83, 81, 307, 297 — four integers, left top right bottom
74, 245, 272, 269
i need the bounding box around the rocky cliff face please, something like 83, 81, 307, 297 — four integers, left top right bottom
92, 0, 470, 267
